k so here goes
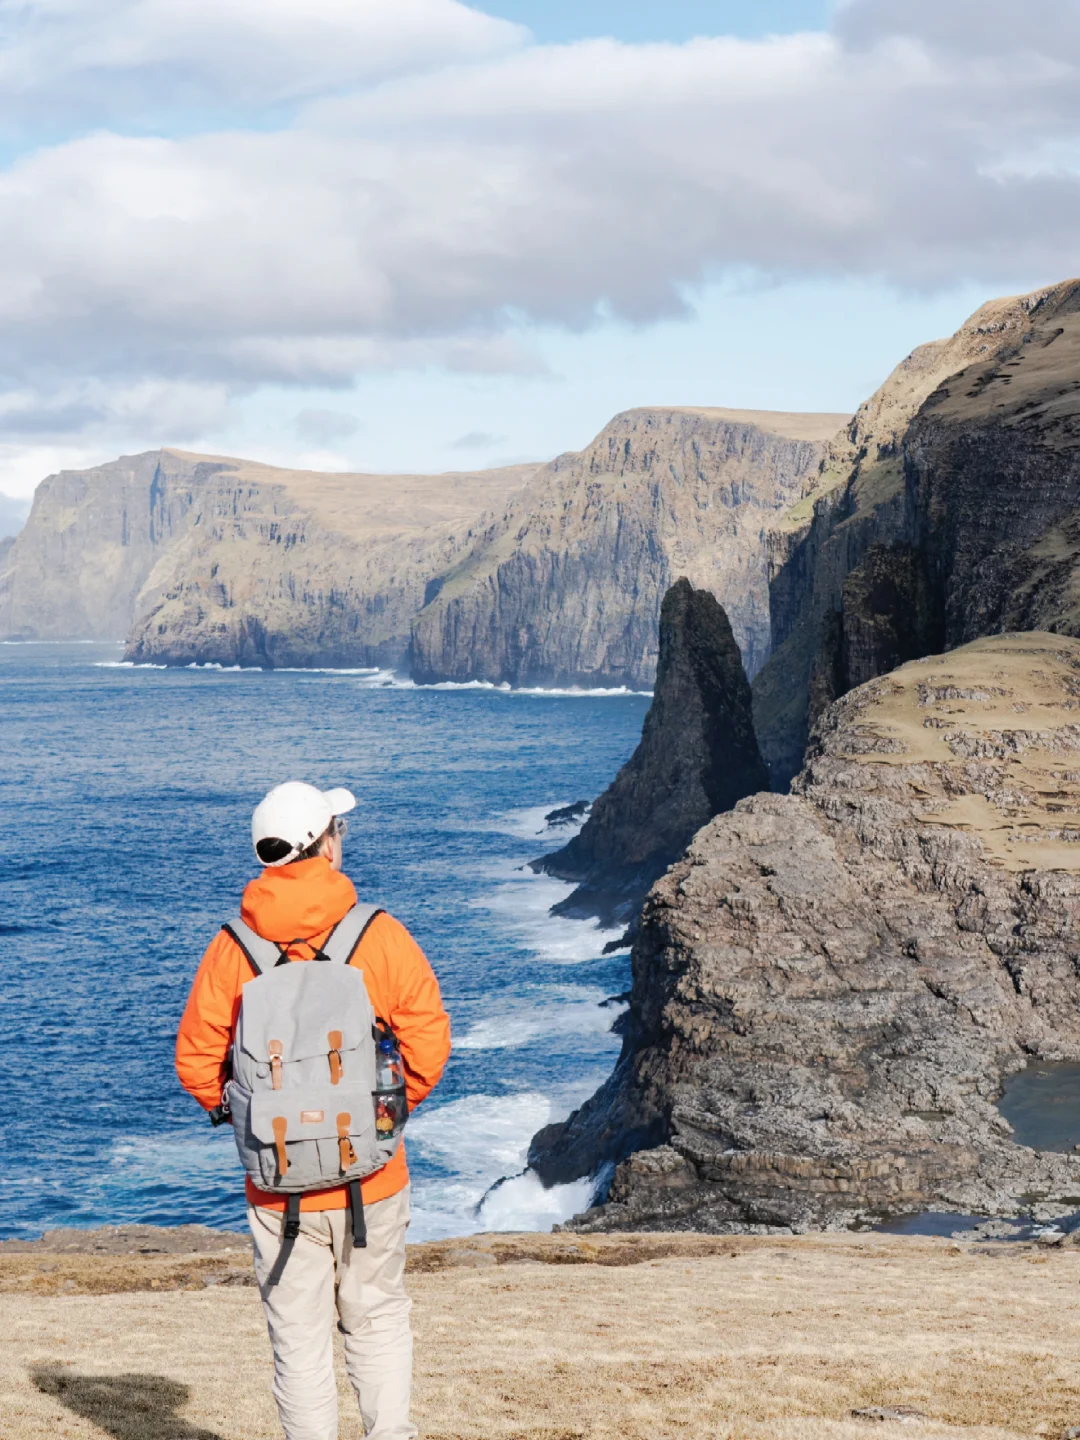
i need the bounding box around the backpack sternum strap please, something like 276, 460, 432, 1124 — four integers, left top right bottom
223, 903, 383, 976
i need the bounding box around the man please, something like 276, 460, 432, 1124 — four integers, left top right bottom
176, 781, 451, 1440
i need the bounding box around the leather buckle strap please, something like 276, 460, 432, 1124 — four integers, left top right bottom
272, 1115, 289, 1177
337, 1113, 358, 1172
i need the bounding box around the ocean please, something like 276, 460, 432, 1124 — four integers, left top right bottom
0, 642, 650, 1243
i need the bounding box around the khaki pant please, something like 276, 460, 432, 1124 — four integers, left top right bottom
249, 1187, 415, 1440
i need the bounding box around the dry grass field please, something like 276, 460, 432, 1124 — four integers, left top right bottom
1, 1230, 1079, 1440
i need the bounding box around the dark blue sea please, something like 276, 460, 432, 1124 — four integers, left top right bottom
1, 643, 650, 1242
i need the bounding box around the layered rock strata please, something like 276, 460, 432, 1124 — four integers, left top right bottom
753, 279, 1080, 787
536, 579, 769, 925
411, 407, 847, 689
532, 634, 1080, 1232
0, 449, 537, 663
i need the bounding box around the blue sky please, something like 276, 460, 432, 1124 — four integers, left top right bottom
0, 0, 1073, 501
481, 2, 831, 44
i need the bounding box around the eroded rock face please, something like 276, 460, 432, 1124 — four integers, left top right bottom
532, 634, 1080, 1233
0, 450, 204, 642
0, 448, 537, 662
753, 279, 1080, 789
536, 579, 768, 924
411, 407, 846, 690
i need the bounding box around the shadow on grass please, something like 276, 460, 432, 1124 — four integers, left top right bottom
32, 1366, 224, 1440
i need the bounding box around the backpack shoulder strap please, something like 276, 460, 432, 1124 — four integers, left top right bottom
322, 903, 384, 966
222, 918, 283, 977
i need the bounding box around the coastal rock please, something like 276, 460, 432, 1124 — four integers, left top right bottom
544, 801, 590, 827
753, 279, 1080, 788
531, 634, 1080, 1232
411, 407, 847, 689
535, 579, 769, 924
0, 450, 203, 643
0, 448, 537, 663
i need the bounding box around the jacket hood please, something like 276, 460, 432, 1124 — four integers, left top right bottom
240, 857, 358, 943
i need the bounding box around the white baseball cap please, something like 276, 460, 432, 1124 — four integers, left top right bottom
252, 781, 357, 867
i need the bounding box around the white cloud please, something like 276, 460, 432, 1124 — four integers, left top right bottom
834, 0, 1080, 59
0, 0, 1079, 465
0, 377, 229, 440
0, 0, 525, 129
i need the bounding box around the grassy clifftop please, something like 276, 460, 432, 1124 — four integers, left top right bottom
3, 1227, 1078, 1438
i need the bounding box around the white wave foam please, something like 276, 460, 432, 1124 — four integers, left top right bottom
485, 803, 588, 841
407, 1091, 553, 1172
273, 666, 382, 675
515, 685, 651, 698
454, 986, 622, 1051
353, 671, 650, 697
477, 1170, 596, 1232
83, 659, 649, 695
94, 661, 167, 669
405, 1083, 603, 1243
185, 662, 262, 671
95, 661, 386, 675
472, 866, 627, 964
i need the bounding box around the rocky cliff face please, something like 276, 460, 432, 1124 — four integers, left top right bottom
0, 451, 204, 641
0, 449, 537, 662
536, 579, 768, 925
753, 279, 1080, 788
531, 633, 1080, 1232
411, 407, 847, 689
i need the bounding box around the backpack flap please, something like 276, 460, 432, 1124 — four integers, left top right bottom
234, 963, 376, 1074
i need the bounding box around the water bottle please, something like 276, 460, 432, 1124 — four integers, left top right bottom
373, 1029, 408, 1141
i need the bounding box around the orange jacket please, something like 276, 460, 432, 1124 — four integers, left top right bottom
175, 857, 451, 1212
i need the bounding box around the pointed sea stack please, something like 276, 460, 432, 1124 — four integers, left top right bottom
535, 578, 769, 925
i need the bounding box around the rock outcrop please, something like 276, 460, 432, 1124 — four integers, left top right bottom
535, 579, 769, 924
531, 634, 1080, 1232
753, 279, 1080, 788
0, 449, 537, 662
0, 450, 199, 642
411, 407, 847, 689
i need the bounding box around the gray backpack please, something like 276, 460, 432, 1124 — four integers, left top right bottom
221, 903, 405, 1272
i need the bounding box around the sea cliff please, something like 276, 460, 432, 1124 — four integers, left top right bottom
411, 407, 846, 689
536, 578, 768, 924
532, 634, 1080, 1232
0, 449, 537, 664
753, 278, 1080, 788
0, 406, 845, 678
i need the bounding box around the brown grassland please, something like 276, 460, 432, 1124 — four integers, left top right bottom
1, 1229, 1079, 1440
